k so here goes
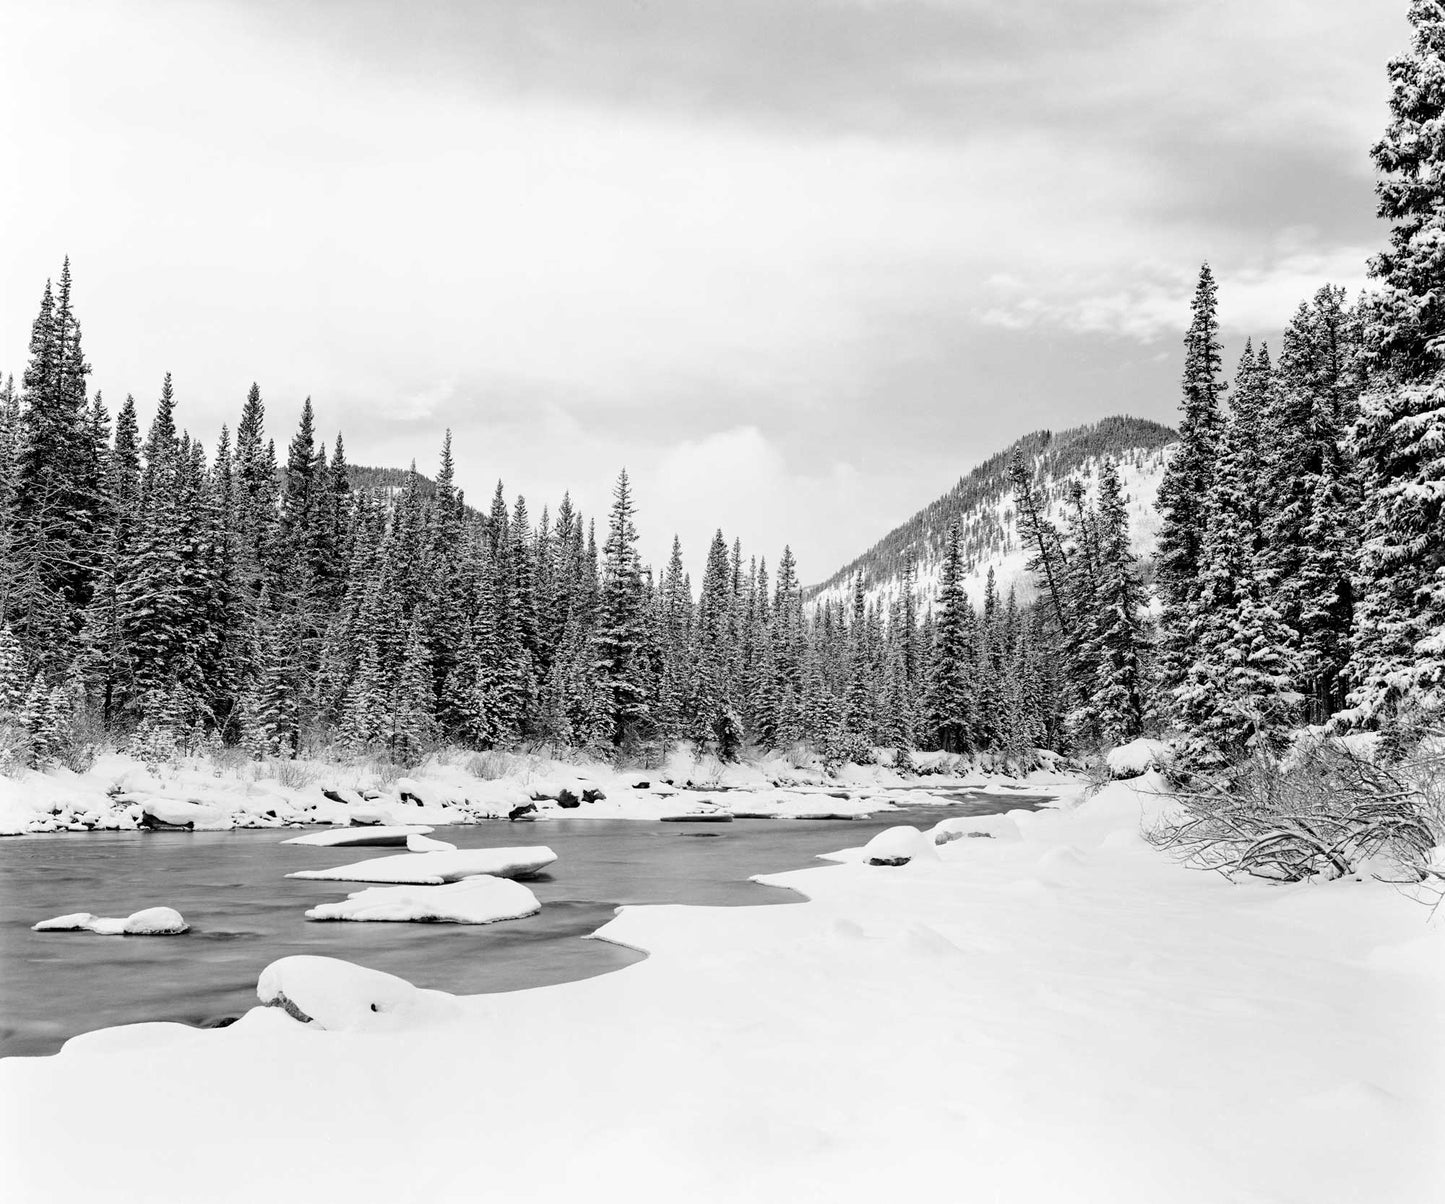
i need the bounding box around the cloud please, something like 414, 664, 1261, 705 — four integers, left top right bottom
974, 240, 1374, 343
0, 0, 1406, 584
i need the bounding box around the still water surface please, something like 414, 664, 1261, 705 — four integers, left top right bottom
0, 790, 1049, 1057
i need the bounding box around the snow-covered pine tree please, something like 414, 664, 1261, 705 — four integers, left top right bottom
11, 261, 102, 664
1155, 264, 1227, 699
0, 625, 26, 720
1092, 460, 1148, 745
76, 393, 141, 724
1345, 0, 1445, 727
1266, 288, 1363, 720
234, 383, 278, 608
926, 522, 977, 753
1060, 482, 1103, 744
593, 469, 649, 743
1180, 344, 1298, 760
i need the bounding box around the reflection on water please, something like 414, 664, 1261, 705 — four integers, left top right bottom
0, 792, 1050, 1057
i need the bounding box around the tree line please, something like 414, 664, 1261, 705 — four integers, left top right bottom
0, 270, 1116, 770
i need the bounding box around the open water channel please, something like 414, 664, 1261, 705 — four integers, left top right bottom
0, 789, 1050, 1057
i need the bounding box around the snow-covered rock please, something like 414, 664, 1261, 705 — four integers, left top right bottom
927, 814, 1023, 844
1105, 738, 1170, 780
33, 906, 188, 935
282, 825, 436, 848
256, 956, 459, 1032
405, 833, 457, 853
860, 825, 940, 867
286, 846, 558, 885
305, 877, 541, 924
122, 906, 190, 934
138, 799, 228, 830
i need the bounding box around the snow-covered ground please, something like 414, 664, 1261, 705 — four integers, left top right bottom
0, 745, 1062, 836
2, 772, 1439, 1203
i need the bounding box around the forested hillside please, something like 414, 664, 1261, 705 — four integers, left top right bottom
807, 416, 1175, 614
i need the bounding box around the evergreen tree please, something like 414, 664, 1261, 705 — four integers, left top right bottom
1156, 264, 1227, 696
1092, 460, 1148, 744
926, 523, 976, 753
1346, 0, 1445, 725
1180, 344, 1298, 759
593, 469, 649, 742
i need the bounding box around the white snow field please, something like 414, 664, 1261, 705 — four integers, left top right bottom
30, 906, 189, 935
2, 773, 1440, 1204
303, 877, 541, 924
285, 845, 558, 885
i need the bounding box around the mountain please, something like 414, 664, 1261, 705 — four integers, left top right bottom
806, 415, 1177, 614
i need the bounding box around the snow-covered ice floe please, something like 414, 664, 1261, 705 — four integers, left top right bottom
286, 846, 557, 885
305, 877, 541, 924
281, 824, 438, 848
32, 906, 188, 935
257, 955, 460, 1032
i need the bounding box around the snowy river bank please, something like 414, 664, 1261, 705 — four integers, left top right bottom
1, 772, 1441, 1203
0, 793, 1042, 1057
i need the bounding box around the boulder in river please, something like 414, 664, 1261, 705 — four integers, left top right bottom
33, 906, 189, 935
861, 825, 940, 868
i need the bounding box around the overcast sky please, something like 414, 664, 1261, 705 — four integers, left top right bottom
0, 0, 1404, 583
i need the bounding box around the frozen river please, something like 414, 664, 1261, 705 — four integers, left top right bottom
0, 790, 1050, 1057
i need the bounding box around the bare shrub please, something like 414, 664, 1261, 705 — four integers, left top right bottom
266, 757, 321, 791
1147, 735, 1440, 882
465, 749, 534, 781
205, 745, 255, 779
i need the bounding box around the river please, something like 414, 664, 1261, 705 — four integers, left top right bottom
0, 790, 1049, 1057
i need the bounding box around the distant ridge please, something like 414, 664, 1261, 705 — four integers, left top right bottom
807, 415, 1177, 612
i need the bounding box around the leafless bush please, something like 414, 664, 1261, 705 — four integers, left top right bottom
1146, 734, 1441, 883
265, 757, 321, 791
464, 749, 537, 781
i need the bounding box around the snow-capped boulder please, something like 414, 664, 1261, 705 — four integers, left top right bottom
305, 877, 540, 924
1105, 738, 1170, 780
927, 814, 1022, 844
256, 956, 459, 1032
404, 833, 457, 853
33, 906, 188, 935
139, 798, 228, 830
122, 906, 189, 934
282, 825, 435, 848
286, 846, 558, 886
861, 826, 940, 867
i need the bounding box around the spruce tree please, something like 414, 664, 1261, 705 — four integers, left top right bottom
1156, 264, 1227, 698
926, 523, 976, 753
594, 469, 649, 742
1092, 460, 1148, 744
1346, 0, 1445, 725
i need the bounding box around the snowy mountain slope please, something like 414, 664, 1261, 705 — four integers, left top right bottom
807, 416, 1176, 614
